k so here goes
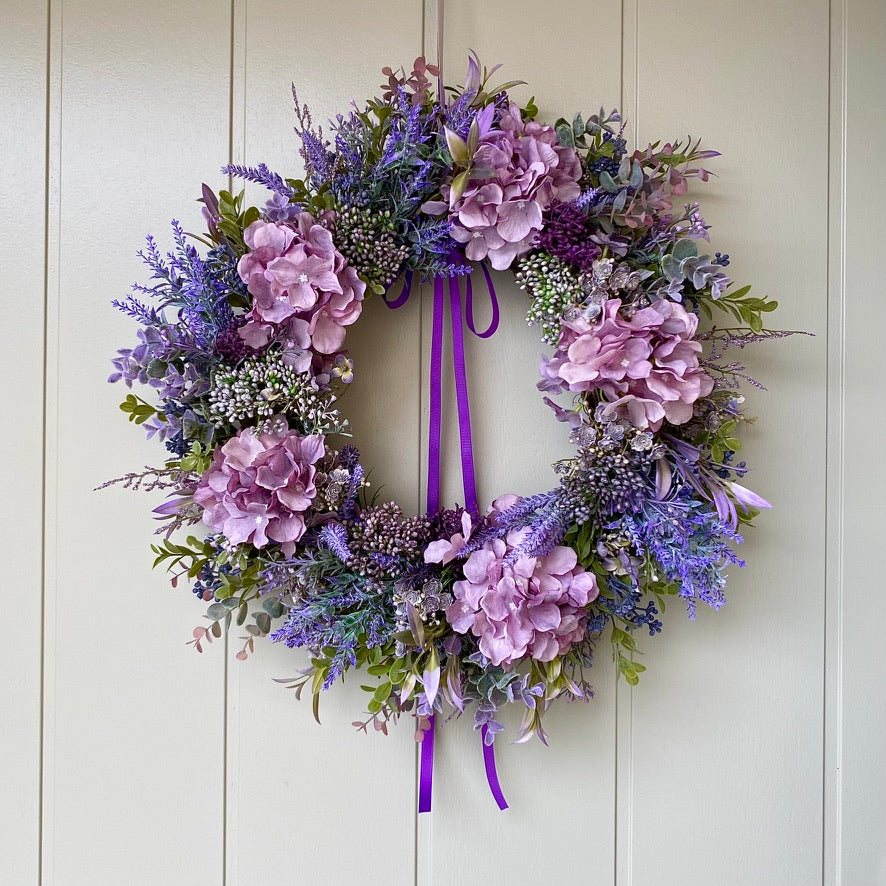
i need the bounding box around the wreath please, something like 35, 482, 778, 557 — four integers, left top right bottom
106, 54, 791, 809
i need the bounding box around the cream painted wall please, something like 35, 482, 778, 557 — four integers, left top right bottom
1, 1, 884, 884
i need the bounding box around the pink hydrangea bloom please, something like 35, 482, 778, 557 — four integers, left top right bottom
428, 501, 599, 668
193, 424, 325, 555
541, 298, 714, 430
425, 103, 582, 271
237, 214, 365, 354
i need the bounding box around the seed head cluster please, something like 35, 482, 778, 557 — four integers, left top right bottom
334, 205, 409, 290
556, 420, 659, 521
515, 252, 583, 345
393, 577, 453, 628
208, 352, 343, 435
347, 502, 432, 579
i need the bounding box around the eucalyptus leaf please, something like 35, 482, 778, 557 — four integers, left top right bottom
618, 154, 631, 181
671, 238, 698, 262
555, 123, 575, 148
206, 602, 227, 621
261, 597, 286, 619
254, 612, 271, 634
599, 170, 619, 193
572, 112, 585, 138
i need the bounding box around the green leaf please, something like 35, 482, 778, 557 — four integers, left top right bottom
449, 169, 471, 201
555, 123, 575, 148
206, 602, 227, 620
572, 112, 585, 138
145, 359, 167, 380
598, 170, 619, 193
445, 127, 469, 166
373, 681, 392, 703
254, 612, 271, 635
261, 597, 286, 619
671, 238, 698, 262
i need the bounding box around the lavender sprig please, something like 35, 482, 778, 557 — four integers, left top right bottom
221, 163, 294, 198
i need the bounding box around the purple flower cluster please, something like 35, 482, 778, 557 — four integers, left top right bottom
194, 425, 325, 555
426, 501, 598, 667
424, 103, 582, 269
536, 201, 603, 270
541, 298, 714, 430
237, 216, 365, 356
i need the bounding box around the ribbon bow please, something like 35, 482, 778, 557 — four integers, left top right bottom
384, 259, 508, 813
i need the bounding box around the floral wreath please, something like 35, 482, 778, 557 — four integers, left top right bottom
106, 54, 793, 811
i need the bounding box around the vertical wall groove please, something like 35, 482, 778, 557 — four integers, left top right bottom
823, 1, 846, 882
38, 0, 52, 881
828, 1, 886, 881
221, 4, 235, 879
41, 0, 62, 878
43, 3, 230, 881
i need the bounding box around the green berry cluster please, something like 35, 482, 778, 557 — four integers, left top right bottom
515, 252, 583, 345
208, 352, 344, 436
334, 205, 410, 292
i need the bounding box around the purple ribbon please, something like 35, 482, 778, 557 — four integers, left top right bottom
418, 714, 435, 813
385, 262, 507, 813
481, 724, 509, 810
382, 269, 413, 309
426, 273, 445, 513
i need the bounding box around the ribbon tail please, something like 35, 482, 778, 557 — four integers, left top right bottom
481, 724, 509, 810
448, 273, 478, 513
418, 714, 436, 814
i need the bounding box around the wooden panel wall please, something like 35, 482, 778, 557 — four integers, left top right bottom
1, 5, 48, 884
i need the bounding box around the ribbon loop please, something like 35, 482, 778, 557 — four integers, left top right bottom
381, 269, 413, 309
465, 261, 500, 339
426, 275, 446, 514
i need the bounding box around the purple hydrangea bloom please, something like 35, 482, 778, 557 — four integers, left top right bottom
424, 102, 582, 270
194, 424, 325, 555
236, 216, 365, 355
426, 498, 598, 668
540, 297, 714, 430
